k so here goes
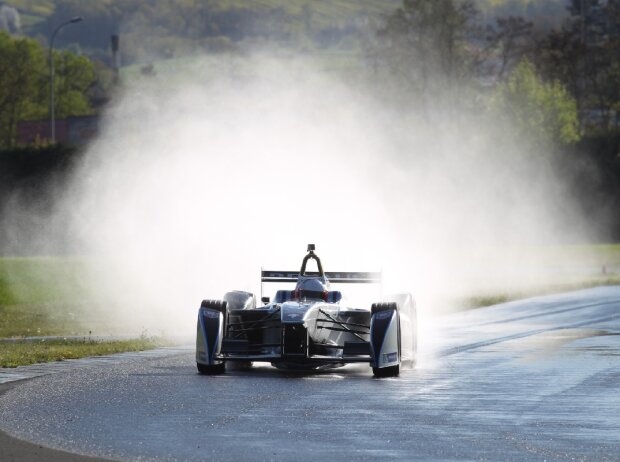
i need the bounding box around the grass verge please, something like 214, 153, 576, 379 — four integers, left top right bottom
1, 302, 96, 338
0, 336, 168, 368
463, 274, 620, 309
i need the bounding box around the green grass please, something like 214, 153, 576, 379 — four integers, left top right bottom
0, 256, 138, 338
0, 257, 91, 306
0, 257, 102, 337
0, 336, 167, 368
0, 257, 172, 367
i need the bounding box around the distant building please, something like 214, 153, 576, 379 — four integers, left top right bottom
16, 115, 100, 147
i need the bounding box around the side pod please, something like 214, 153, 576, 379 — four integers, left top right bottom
196, 307, 224, 367
369, 303, 400, 374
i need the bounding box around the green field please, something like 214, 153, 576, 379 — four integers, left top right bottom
0, 257, 99, 337
2, 244, 619, 336
0, 257, 170, 366
0, 256, 143, 338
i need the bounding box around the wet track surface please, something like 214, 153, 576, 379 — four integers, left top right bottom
1, 286, 619, 461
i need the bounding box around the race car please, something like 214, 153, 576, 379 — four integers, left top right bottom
196, 244, 417, 377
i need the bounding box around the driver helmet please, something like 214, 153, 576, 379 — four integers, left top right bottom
294, 278, 328, 301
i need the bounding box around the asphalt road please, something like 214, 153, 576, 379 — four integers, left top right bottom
1, 286, 619, 461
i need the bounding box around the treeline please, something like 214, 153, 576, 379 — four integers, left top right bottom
368, 0, 620, 240
1, 0, 620, 242
372, 0, 620, 137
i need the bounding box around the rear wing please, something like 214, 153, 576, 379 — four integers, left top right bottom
260, 269, 382, 301
261, 270, 382, 284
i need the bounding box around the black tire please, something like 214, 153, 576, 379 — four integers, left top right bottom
200, 299, 227, 313
373, 364, 400, 377
371, 302, 398, 314
197, 362, 226, 375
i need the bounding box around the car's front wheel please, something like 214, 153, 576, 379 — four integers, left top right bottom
197, 362, 225, 375
372, 364, 399, 378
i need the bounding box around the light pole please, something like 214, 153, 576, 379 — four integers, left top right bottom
49, 16, 83, 143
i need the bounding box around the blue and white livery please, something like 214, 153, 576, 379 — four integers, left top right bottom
196, 244, 417, 377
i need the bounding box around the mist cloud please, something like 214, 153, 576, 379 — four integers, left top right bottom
65, 53, 592, 336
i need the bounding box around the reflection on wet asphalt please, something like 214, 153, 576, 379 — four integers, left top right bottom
1, 286, 619, 461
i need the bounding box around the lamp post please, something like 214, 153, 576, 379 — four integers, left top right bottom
49, 16, 83, 143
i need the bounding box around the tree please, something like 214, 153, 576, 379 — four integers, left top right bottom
368, 0, 493, 111
495, 58, 580, 146
486, 16, 534, 81
0, 32, 95, 149
534, 0, 620, 132
52, 51, 96, 119
0, 32, 44, 148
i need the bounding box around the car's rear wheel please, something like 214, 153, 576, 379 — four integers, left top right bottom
197, 362, 225, 375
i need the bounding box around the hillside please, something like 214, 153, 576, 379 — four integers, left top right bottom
5, 0, 569, 66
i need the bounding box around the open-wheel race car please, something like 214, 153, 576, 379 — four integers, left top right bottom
196, 245, 417, 377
